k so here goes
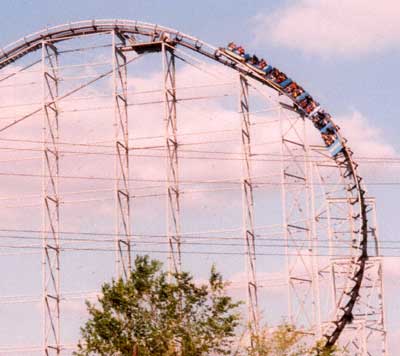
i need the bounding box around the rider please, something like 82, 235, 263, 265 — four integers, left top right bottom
249, 55, 259, 65
258, 59, 267, 69
275, 72, 287, 84
285, 81, 298, 94
227, 42, 237, 51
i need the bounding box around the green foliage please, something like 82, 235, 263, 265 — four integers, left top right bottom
74, 255, 241, 356
247, 324, 306, 356
307, 340, 341, 356
246, 324, 342, 356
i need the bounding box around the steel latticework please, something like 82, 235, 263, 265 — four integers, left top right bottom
239, 74, 259, 340
112, 30, 132, 279
328, 198, 387, 355
41, 41, 61, 355
162, 42, 182, 274
0, 19, 388, 355
280, 111, 321, 336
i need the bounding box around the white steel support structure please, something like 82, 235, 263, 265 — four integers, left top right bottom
239, 75, 259, 339
0, 20, 385, 354
328, 198, 388, 355
41, 41, 61, 356
112, 30, 132, 279
162, 42, 181, 274
280, 110, 321, 335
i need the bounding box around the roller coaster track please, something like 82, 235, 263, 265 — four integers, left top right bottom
0, 19, 368, 350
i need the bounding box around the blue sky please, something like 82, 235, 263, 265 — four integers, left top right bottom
1, 0, 400, 354
2, 0, 399, 146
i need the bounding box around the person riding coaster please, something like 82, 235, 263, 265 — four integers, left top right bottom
292, 87, 304, 99
312, 111, 330, 130
268, 68, 281, 81
249, 55, 259, 65
299, 95, 313, 109
227, 42, 236, 51
257, 59, 267, 69
285, 81, 298, 94
322, 132, 335, 146
305, 100, 318, 114
226, 43, 252, 61
275, 72, 287, 84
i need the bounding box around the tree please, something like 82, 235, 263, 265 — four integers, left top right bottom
74, 255, 241, 356
247, 324, 342, 356
247, 324, 305, 356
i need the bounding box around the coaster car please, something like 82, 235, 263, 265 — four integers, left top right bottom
295, 91, 310, 103
221, 43, 344, 158
328, 138, 343, 156
279, 78, 292, 88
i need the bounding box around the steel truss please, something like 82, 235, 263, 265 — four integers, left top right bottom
239, 75, 259, 340
41, 41, 61, 356
112, 30, 132, 279
327, 198, 387, 355
162, 42, 181, 274
280, 110, 321, 335
281, 118, 387, 354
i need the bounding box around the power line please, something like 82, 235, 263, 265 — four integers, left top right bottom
0, 243, 399, 258
0, 137, 399, 166
0, 169, 398, 187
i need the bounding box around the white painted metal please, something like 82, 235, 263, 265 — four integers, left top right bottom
239, 74, 259, 342
41, 41, 61, 356
280, 111, 320, 334
162, 42, 181, 274
112, 30, 132, 279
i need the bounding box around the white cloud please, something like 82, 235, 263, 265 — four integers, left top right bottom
336, 110, 396, 158
253, 0, 400, 57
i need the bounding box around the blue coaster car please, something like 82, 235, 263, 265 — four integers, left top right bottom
263, 65, 273, 75
244, 53, 252, 61
279, 78, 292, 88
328, 138, 343, 157
320, 122, 334, 134
295, 91, 309, 102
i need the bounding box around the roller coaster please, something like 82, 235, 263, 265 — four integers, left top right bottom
0, 19, 386, 355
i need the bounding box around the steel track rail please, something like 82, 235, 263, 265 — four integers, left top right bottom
0, 19, 368, 351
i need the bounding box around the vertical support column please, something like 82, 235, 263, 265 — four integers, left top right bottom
162, 42, 181, 274
367, 199, 388, 356
279, 108, 293, 325
41, 41, 61, 356
280, 110, 319, 335
304, 127, 322, 338
239, 75, 259, 340
112, 31, 131, 279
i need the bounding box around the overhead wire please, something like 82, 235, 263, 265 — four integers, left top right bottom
0, 51, 146, 133
1, 138, 400, 165
0, 242, 398, 258
0, 134, 399, 162
0, 233, 397, 252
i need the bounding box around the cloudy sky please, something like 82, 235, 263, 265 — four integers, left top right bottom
1, 0, 400, 354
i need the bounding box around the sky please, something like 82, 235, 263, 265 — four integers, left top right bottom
1, 1, 399, 141
1, 0, 400, 354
